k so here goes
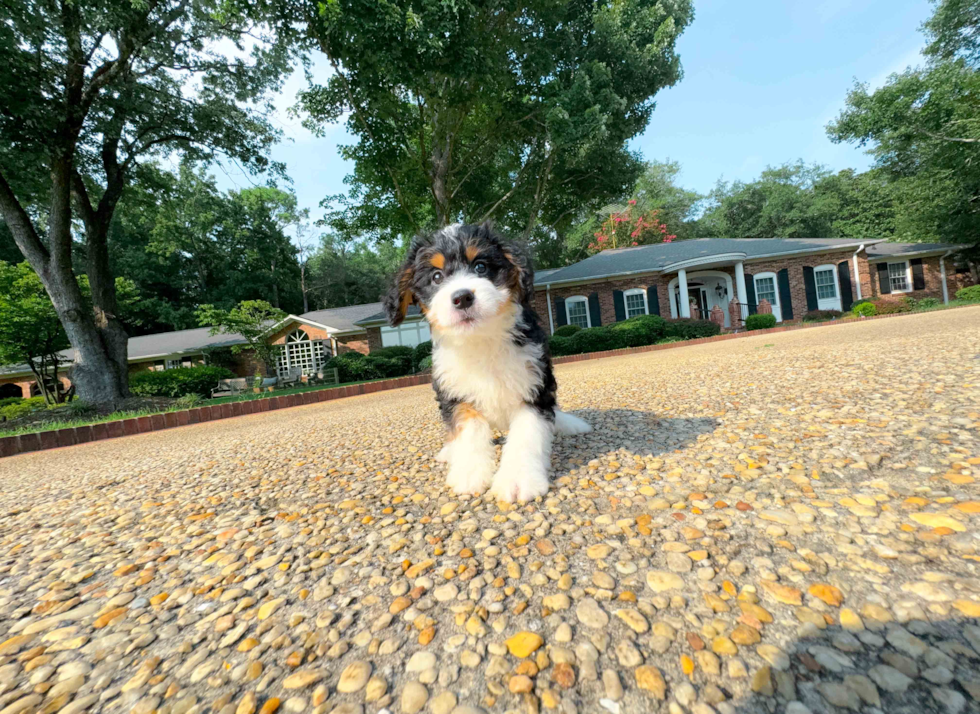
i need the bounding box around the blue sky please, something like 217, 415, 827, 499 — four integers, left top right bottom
215, 0, 936, 221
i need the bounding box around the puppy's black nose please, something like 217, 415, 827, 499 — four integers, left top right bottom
452, 289, 475, 310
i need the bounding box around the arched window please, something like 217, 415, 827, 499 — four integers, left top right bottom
286, 329, 310, 343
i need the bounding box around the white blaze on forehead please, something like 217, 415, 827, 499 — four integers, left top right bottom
427, 272, 510, 330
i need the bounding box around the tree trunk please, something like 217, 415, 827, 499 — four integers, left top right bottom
300, 265, 309, 313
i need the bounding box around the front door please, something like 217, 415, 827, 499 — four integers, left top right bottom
813, 267, 842, 311
674, 287, 709, 319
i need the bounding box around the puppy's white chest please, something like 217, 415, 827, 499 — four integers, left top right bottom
434, 339, 540, 428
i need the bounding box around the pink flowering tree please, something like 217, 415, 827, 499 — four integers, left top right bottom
588, 200, 677, 254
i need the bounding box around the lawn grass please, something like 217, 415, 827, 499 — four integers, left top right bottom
0, 375, 411, 437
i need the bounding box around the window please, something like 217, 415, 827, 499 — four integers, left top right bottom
277, 328, 328, 378
381, 321, 431, 348
754, 276, 777, 305
623, 289, 648, 318
565, 297, 590, 328
888, 261, 911, 292
814, 268, 838, 300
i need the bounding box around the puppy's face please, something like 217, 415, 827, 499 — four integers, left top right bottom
385, 224, 534, 336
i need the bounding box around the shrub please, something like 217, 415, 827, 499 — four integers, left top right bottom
413, 341, 433, 368
567, 326, 625, 354
0, 396, 46, 420
664, 319, 721, 340
129, 365, 236, 398
363, 355, 404, 379
851, 299, 873, 308
913, 297, 942, 310
552, 324, 582, 338
802, 309, 842, 322
0, 396, 24, 409
852, 302, 877, 317
366, 347, 413, 376
417, 356, 433, 371
325, 352, 381, 382
609, 314, 667, 347
956, 284, 980, 302
655, 337, 686, 344
872, 296, 913, 314
175, 394, 203, 410
746, 314, 777, 331
549, 335, 574, 356
371, 345, 414, 360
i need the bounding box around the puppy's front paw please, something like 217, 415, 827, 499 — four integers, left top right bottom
446, 454, 495, 495
435, 444, 452, 463
490, 465, 549, 504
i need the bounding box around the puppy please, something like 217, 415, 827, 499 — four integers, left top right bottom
384, 222, 591, 503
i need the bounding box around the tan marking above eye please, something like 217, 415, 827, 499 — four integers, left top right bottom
465, 245, 479, 262
430, 253, 445, 270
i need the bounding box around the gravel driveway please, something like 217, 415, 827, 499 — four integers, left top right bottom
1, 308, 979, 714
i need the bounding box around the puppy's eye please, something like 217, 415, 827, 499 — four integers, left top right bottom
432, 271, 444, 285
473, 261, 488, 276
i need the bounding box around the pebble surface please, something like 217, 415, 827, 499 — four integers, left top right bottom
1, 308, 980, 714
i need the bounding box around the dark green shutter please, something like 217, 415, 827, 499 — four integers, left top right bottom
554, 297, 566, 327
777, 269, 793, 320
877, 263, 891, 294
588, 292, 602, 326
911, 258, 925, 291
647, 286, 660, 316
612, 290, 626, 321
803, 266, 819, 310
837, 261, 853, 311
744, 273, 756, 315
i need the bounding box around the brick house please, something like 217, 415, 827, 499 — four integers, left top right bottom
530, 238, 976, 333
1, 238, 976, 399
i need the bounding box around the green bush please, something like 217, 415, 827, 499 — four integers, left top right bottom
802, 309, 842, 322
664, 319, 721, 340
552, 324, 582, 338
872, 296, 913, 314
851, 299, 873, 308
129, 365, 236, 398
955, 284, 980, 302
175, 394, 203, 410
371, 345, 414, 360
852, 302, 877, 317
567, 326, 626, 354
746, 314, 777, 331
413, 341, 433, 368
609, 314, 667, 347
549, 335, 574, 356
418, 356, 433, 371
655, 337, 686, 344
325, 352, 381, 382
363, 355, 405, 379
0, 396, 24, 409
0, 396, 46, 420
913, 297, 942, 310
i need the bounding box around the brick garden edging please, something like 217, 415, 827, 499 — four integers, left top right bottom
2, 304, 977, 460
0, 374, 433, 460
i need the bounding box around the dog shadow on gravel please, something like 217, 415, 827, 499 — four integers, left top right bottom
549, 408, 720, 468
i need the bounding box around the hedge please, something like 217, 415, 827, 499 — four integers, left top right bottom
567, 326, 625, 354
664, 319, 721, 340
956, 285, 980, 302
129, 365, 236, 398
852, 302, 877, 317
413, 341, 433, 369
609, 315, 667, 347
0, 396, 46, 420
552, 324, 582, 338
802, 309, 842, 322
746, 314, 777, 331
548, 335, 574, 356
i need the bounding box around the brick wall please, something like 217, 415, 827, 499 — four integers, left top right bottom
533, 275, 663, 329
867, 255, 947, 300
0, 378, 33, 399
268, 322, 332, 345
741, 249, 859, 319
366, 327, 383, 352
337, 332, 373, 355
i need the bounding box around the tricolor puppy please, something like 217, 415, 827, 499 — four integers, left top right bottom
384, 222, 591, 503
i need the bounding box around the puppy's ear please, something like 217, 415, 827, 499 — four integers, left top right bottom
384, 237, 423, 326
502, 238, 535, 303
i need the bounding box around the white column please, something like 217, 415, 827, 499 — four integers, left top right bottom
678, 268, 691, 318
734, 261, 748, 305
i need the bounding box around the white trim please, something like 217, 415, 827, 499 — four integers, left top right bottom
885, 260, 913, 294
660, 252, 747, 273
622, 288, 649, 318
666, 270, 734, 327
262, 314, 337, 338
564, 295, 591, 328
752, 272, 782, 322
546, 284, 555, 334
852, 244, 865, 301
813, 263, 843, 310
941, 250, 953, 304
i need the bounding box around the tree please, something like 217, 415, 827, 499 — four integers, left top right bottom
196, 300, 286, 376
585, 202, 676, 253
306, 232, 402, 310
0, 262, 142, 404
0, 262, 70, 404
828, 0, 980, 250
297, 0, 694, 246
0, 0, 291, 405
